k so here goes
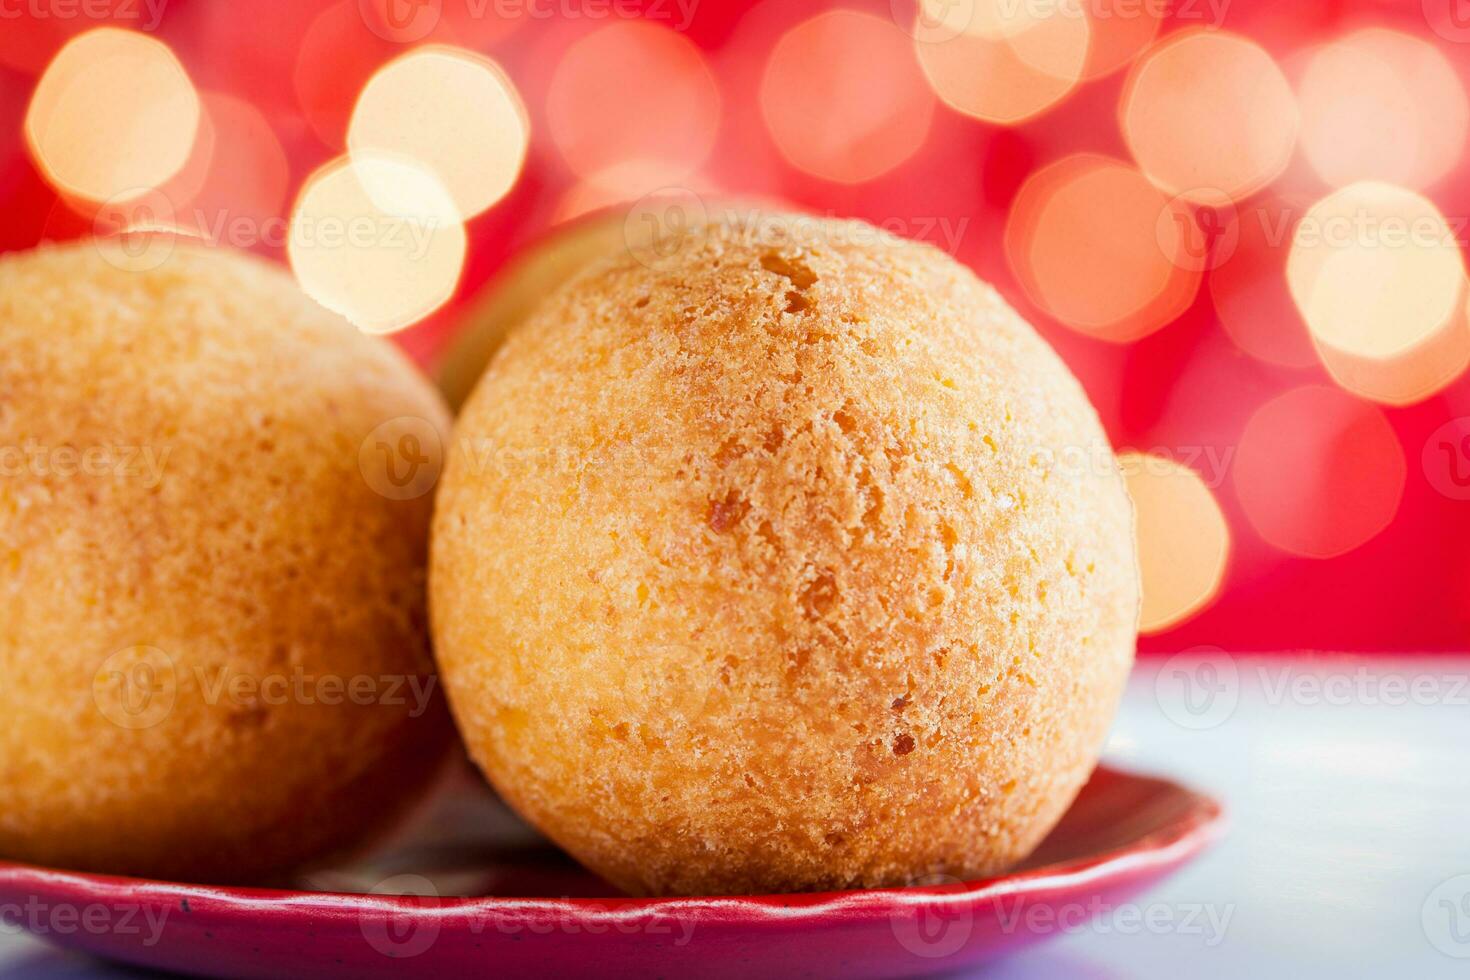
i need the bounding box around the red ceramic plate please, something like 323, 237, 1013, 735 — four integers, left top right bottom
0, 764, 1222, 979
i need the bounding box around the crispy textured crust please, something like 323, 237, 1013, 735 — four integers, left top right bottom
0, 239, 454, 884
431, 215, 1138, 896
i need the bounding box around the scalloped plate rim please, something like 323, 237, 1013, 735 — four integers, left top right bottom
0, 763, 1225, 926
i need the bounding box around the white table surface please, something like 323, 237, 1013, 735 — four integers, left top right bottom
4, 653, 1468, 978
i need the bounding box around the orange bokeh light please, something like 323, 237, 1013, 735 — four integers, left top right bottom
289, 155, 466, 335
40, 89, 290, 257
0, 2, 155, 76
1233, 385, 1405, 558
913, 0, 1089, 126
350, 46, 529, 221
25, 27, 200, 204
1296, 28, 1468, 190
1314, 300, 1470, 407
1121, 29, 1298, 202
761, 10, 935, 183
1120, 451, 1231, 634
548, 22, 719, 183
1286, 182, 1466, 380
1005, 154, 1200, 342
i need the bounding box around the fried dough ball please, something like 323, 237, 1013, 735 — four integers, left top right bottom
435, 210, 628, 412
431, 214, 1138, 896
435, 198, 792, 410
0, 239, 454, 884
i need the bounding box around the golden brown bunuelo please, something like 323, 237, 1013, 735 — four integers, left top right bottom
431, 215, 1139, 896
0, 240, 454, 884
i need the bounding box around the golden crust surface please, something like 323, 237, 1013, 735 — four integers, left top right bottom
0, 239, 454, 883
432, 215, 1138, 896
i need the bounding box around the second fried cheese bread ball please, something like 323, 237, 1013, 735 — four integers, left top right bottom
0, 238, 454, 884
431, 213, 1138, 896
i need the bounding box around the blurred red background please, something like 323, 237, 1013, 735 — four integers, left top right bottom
3, 0, 1469, 653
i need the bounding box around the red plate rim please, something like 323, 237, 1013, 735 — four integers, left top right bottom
0, 765, 1226, 925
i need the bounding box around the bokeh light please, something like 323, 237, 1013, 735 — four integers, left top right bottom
1121, 29, 1298, 202
762, 10, 934, 183
1286, 182, 1466, 377
288, 155, 466, 335
37, 89, 290, 259
913, 0, 1089, 126
1296, 28, 1468, 190
1005, 154, 1200, 342
0, 2, 154, 76
24, 28, 201, 203
1120, 452, 1231, 634
1314, 300, 1470, 407
548, 22, 719, 183
1234, 385, 1405, 558
349, 46, 528, 221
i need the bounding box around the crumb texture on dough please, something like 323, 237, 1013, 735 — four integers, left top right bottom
0, 240, 453, 884
432, 215, 1138, 896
